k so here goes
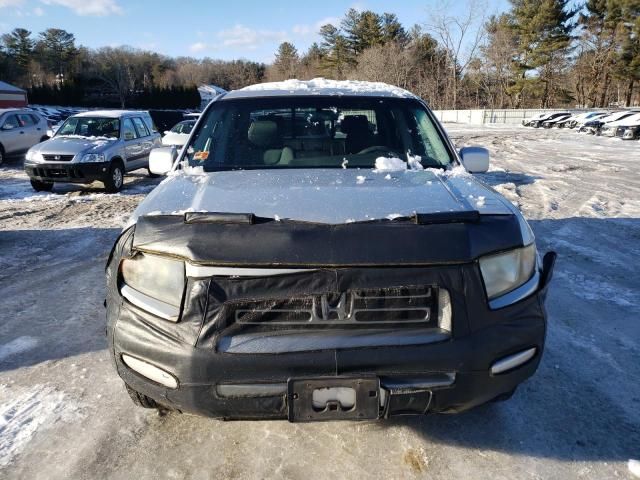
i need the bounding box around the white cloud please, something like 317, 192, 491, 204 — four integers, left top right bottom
0, 0, 24, 8
217, 24, 288, 49
40, 0, 122, 16
33, 6, 44, 15
292, 16, 341, 38
189, 42, 207, 53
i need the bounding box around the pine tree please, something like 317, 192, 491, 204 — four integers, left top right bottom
508, 0, 576, 107
273, 42, 299, 79
1, 28, 34, 73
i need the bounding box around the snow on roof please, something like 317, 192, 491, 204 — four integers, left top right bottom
228, 78, 416, 99
73, 110, 148, 118
0, 81, 26, 93
0, 108, 21, 115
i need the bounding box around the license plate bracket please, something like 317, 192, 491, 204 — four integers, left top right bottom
288, 377, 380, 422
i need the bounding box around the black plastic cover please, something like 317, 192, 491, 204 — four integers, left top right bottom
132, 214, 522, 266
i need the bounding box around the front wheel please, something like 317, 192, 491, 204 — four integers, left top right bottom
104, 161, 124, 193
30, 179, 54, 192
125, 384, 158, 409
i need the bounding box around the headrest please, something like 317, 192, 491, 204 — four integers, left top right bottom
248, 120, 279, 148
340, 115, 369, 134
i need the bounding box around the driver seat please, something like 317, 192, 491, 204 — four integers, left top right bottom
247, 120, 294, 165
340, 115, 374, 154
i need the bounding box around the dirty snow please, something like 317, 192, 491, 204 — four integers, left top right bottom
0, 385, 81, 467
0, 124, 639, 479
629, 459, 640, 478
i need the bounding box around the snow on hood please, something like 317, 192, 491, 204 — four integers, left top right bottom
129, 167, 513, 227
31, 136, 116, 155
237, 78, 415, 98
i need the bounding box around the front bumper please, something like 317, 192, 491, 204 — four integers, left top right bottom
25, 161, 111, 184
106, 227, 556, 420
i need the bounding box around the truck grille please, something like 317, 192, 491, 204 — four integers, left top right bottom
42, 154, 74, 162
231, 285, 437, 327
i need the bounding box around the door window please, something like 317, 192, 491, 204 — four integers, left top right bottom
2, 115, 20, 130
122, 118, 139, 140
132, 117, 150, 137
17, 114, 36, 127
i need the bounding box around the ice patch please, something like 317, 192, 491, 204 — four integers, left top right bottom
374, 157, 407, 172
0, 385, 81, 466
0, 336, 38, 362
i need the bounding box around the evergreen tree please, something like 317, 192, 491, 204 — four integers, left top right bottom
508, 0, 576, 107
1, 28, 34, 73
36, 28, 78, 80
273, 42, 299, 79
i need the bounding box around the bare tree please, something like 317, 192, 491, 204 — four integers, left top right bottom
426, 0, 487, 109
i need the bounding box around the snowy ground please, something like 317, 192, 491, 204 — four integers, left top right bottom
0, 125, 639, 479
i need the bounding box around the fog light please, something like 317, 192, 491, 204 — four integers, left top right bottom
122, 354, 178, 389
490, 348, 537, 375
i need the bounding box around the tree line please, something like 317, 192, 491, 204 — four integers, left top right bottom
1, 0, 638, 110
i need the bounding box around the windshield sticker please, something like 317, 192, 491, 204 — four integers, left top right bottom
193, 151, 209, 161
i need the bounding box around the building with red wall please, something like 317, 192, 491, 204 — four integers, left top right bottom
0, 81, 28, 108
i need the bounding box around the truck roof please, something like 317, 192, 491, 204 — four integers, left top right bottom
73, 110, 150, 119
224, 78, 416, 100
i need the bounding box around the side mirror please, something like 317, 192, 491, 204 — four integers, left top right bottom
459, 146, 489, 173
149, 147, 176, 175
2, 124, 14, 131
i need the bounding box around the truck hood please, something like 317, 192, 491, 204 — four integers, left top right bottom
31, 136, 117, 156
130, 167, 514, 226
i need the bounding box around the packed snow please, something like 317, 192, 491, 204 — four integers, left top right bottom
238, 78, 415, 98
0, 123, 638, 479
374, 156, 407, 172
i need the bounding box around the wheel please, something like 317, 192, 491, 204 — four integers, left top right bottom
30, 179, 54, 192
147, 167, 160, 178
0, 145, 4, 166
124, 384, 158, 409
104, 161, 124, 193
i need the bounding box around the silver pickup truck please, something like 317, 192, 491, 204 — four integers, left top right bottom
106, 79, 556, 422
24, 110, 161, 192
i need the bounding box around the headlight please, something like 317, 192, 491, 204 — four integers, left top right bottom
479, 244, 537, 300
120, 253, 185, 309
80, 153, 106, 163
26, 151, 43, 162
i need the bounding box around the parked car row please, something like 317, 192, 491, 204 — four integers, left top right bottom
522, 110, 640, 139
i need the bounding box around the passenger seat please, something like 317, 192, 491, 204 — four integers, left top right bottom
247, 120, 294, 165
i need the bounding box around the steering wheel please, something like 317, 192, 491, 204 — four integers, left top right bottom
357, 146, 401, 157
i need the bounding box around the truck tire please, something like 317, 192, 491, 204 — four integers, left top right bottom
104, 160, 124, 193
30, 179, 54, 192
125, 384, 159, 409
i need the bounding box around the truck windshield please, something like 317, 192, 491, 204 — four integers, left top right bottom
56, 117, 120, 139
184, 97, 453, 171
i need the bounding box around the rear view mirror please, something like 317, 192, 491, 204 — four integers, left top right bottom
459, 146, 490, 173
149, 147, 177, 175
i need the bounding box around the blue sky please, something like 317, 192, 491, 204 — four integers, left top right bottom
0, 0, 510, 63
